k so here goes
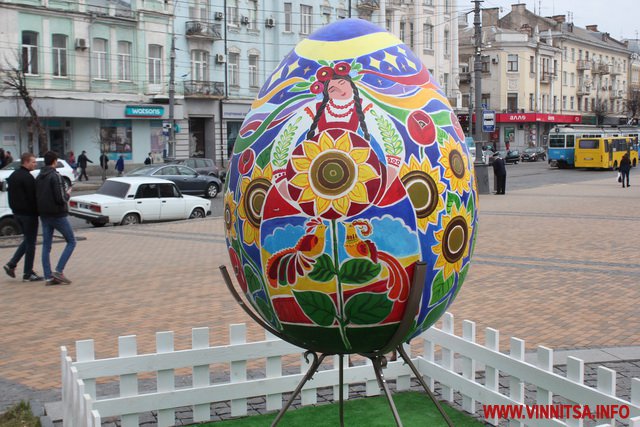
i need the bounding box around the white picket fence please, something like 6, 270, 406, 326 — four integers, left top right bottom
61, 313, 640, 427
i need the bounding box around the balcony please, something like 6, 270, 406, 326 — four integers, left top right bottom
591, 62, 610, 75
610, 65, 623, 76
611, 89, 624, 99
357, 0, 380, 11
540, 71, 555, 84
184, 80, 225, 98
186, 21, 223, 40
576, 85, 591, 96
576, 60, 591, 71
459, 72, 471, 84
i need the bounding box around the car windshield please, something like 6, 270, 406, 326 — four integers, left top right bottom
2, 161, 21, 170
127, 166, 156, 176
96, 181, 130, 198
524, 148, 536, 153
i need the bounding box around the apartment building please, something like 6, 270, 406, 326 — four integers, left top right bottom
0, 0, 177, 163
459, 4, 631, 149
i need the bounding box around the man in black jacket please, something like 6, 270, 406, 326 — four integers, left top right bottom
36, 151, 76, 285
3, 153, 43, 282
77, 150, 92, 181
492, 152, 507, 195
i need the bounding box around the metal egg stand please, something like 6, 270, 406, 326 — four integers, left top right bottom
220, 263, 453, 427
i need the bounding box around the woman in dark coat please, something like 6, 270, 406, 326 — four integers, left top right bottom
619, 153, 631, 188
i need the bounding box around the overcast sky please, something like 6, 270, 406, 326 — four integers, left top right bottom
476, 0, 640, 41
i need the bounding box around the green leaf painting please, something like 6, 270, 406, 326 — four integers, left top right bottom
339, 259, 382, 284
255, 297, 275, 323
417, 297, 449, 332
431, 110, 453, 127
309, 254, 336, 282
370, 110, 403, 156
244, 266, 262, 294
344, 292, 393, 325
446, 192, 462, 214
293, 290, 337, 327
255, 144, 272, 170
437, 128, 450, 145
429, 270, 455, 306
452, 264, 470, 300
272, 117, 302, 168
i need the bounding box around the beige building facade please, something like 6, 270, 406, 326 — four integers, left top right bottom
459, 4, 632, 149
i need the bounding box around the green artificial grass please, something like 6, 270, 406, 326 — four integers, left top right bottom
199, 392, 484, 426
0, 401, 41, 427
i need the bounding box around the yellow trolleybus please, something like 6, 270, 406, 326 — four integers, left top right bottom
574, 136, 638, 169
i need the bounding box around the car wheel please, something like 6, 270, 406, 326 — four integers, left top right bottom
0, 217, 21, 236
120, 213, 140, 226
90, 221, 106, 228
189, 208, 206, 219
205, 183, 219, 198
63, 177, 72, 191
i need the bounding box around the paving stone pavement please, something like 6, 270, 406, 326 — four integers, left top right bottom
0, 173, 638, 423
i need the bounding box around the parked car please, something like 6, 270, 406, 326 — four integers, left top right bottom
1, 158, 76, 189
489, 150, 521, 165
126, 164, 222, 198
521, 147, 547, 162
171, 158, 221, 178
68, 177, 211, 227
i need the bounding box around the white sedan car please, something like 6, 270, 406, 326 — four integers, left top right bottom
1, 158, 76, 188
68, 177, 211, 227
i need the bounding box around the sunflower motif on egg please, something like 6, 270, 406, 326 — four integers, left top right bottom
432, 203, 473, 279
237, 164, 273, 247
399, 155, 446, 232
440, 137, 471, 194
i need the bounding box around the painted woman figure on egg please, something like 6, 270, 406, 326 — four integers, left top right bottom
304, 62, 373, 141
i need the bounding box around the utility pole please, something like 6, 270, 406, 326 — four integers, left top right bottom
168, 32, 176, 160
472, 0, 490, 193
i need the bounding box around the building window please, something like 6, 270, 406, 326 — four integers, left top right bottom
584, 98, 589, 111
409, 23, 414, 48
399, 21, 405, 43
148, 44, 163, 84
444, 30, 449, 56
92, 38, 108, 79
462, 94, 470, 108
385, 11, 392, 32
571, 48, 575, 62
227, 0, 239, 25
578, 49, 582, 60
529, 56, 534, 74
553, 96, 557, 112
248, 54, 259, 87
189, 0, 207, 20
481, 56, 489, 72
117, 41, 132, 81
52, 34, 67, 77
570, 72, 575, 86
284, 3, 292, 32
529, 93, 534, 111
229, 52, 239, 86
22, 31, 39, 75
563, 71, 568, 86
248, 0, 257, 30
300, 5, 312, 35
322, 9, 331, 25
481, 94, 490, 108
563, 47, 567, 61
562, 96, 567, 110
191, 50, 209, 81
507, 93, 518, 112
507, 54, 518, 72
443, 73, 449, 95
423, 23, 433, 50
570, 96, 575, 110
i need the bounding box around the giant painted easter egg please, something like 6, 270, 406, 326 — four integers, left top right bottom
224, 19, 478, 354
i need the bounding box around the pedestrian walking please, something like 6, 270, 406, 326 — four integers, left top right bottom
68, 151, 78, 178
619, 152, 631, 188
3, 153, 43, 282
99, 153, 109, 171
144, 152, 153, 165
115, 154, 125, 176
77, 150, 92, 181
492, 152, 507, 195
5, 151, 13, 165
0, 148, 5, 168
35, 151, 76, 286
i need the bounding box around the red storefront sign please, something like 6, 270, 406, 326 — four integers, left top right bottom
495, 113, 581, 123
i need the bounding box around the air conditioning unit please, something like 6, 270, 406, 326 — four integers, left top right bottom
215, 53, 226, 63
214, 11, 224, 20
75, 38, 88, 50
265, 17, 275, 28
241, 16, 250, 25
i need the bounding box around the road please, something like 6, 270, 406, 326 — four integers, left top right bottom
68, 160, 615, 229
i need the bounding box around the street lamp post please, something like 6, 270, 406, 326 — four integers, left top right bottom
472, 0, 490, 194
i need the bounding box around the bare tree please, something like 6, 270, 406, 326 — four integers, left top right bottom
625, 89, 640, 122
1, 53, 47, 155
594, 99, 608, 126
